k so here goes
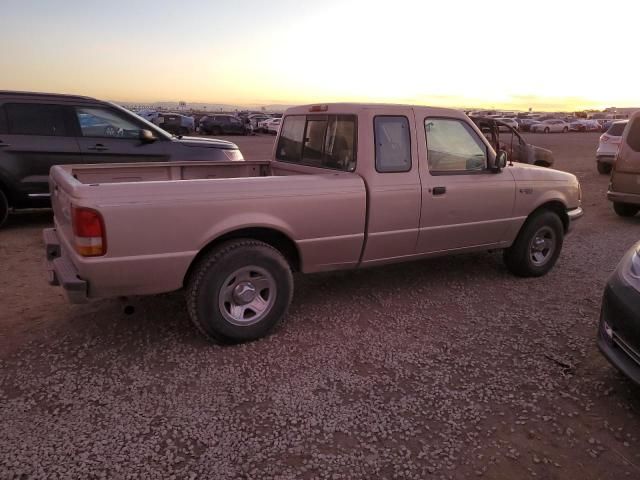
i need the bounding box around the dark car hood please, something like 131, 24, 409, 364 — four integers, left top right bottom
174, 136, 239, 150
528, 144, 554, 166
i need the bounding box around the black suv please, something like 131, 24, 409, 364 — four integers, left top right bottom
0, 91, 243, 227
199, 115, 249, 135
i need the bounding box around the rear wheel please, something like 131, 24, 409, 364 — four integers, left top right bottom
563, 127, 568, 133
544, 127, 550, 134
186, 239, 294, 343
211, 126, 222, 136
504, 210, 564, 277
597, 161, 612, 175
0, 190, 8, 228
613, 202, 640, 217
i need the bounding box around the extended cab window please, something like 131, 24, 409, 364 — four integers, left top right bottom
76, 107, 144, 139
425, 118, 487, 173
276, 115, 356, 171
374, 116, 411, 172
5, 103, 70, 136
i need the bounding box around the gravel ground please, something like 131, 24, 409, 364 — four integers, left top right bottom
1, 132, 639, 479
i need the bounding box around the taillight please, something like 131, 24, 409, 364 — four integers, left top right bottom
600, 134, 609, 143
72, 206, 106, 256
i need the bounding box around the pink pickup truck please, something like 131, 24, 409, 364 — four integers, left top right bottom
45, 103, 583, 342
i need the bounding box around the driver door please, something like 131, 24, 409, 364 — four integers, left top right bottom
74, 106, 169, 164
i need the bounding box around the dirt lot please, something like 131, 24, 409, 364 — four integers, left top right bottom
1, 132, 640, 479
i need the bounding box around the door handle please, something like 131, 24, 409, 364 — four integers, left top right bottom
0, 142, 10, 148
88, 144, 109, 151
432, 186, 446, 196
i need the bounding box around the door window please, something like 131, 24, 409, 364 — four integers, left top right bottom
76, 107, 143, 139
5, 103, 70, 136
0, 106, 6, 134
374, 116, 412, 173
425, 118, 487, 173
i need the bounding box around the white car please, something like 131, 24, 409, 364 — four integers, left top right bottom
571, 119, 601, 132
494, 118, 519, 131
531, 119, 569, 133
263, 118, 281, 134
596, 120, 628, 174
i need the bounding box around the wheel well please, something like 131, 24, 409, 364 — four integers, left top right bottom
530, 201, 569, 233
183, 227, 301, 287
533, 161, 550, 168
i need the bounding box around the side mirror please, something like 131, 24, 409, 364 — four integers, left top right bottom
139, 129, 157, 143
494, 150, 508, 171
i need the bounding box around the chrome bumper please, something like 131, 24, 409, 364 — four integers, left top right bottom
567, 207, 584, 232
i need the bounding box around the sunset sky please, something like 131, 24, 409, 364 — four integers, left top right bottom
2, 0, 638, 111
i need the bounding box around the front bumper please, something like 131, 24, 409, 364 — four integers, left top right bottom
608, 190, 640, 206
597, 248, 640, 385
43, 228, 88, 303
567, 207, 584, 232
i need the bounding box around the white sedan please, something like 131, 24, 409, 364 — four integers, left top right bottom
495, 118, 519, 131
263, 118, 281, 134
531, 119, 569, 133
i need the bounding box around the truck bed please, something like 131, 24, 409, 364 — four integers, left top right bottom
49, 160, 367, 297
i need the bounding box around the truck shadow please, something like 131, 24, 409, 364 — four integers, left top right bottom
2, 210, 53, 230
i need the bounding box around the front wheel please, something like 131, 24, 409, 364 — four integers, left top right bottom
186, 239, 294, 343
0, 189, 9, 228
503, 211, 564, 277
613, 202, 640, 217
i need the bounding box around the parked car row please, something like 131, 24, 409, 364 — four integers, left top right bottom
599, 112, 640, 385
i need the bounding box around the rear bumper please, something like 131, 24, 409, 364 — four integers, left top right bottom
608, 190, 640, 206
43, 228, 88, 303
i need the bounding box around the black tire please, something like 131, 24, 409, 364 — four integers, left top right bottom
179, 127, 189, 136
562, 127, 568, 133
503, 210, 564, 277
544, 127, 550, 134
211, 126, 222, 136
186, 239, 294, 343
613, 202, 640, 217
597, 161, 612, 175
0, 190, 8, 228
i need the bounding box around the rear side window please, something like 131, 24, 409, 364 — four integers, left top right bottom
374, 116, 412, 172
0, 106, 7, 133
608, 122, 627, 137
626, 119, 640, 152
5, 103, 70, 136
276, 115, 356, 171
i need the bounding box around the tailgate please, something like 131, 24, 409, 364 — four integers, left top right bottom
49, 173, 75, 245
